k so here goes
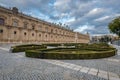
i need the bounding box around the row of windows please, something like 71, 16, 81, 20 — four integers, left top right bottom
13, 31, 42, 37
12, 31, 71, 38
12, 19, 38, 30
0, 18, 74, 36
0, 28, 71, 37
0, 29, 73, 39
0, 29, 73, 40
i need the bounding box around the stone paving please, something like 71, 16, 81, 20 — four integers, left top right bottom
0, 44, 120, 80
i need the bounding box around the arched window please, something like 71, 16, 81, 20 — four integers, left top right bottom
32, 33, 34, 36
51, 29, 53, 33
46, 35, 47, 37
0, 18, 5, 25
39, 26, 42, 31
0, 29, 3, 33
14, 31, 17, 34
23, 22, 28, 29
45, 27, 48, 32
39, 34, 41, 37
32, 25, 35, 30
55, 29, 57, 33
24, 32, 27, 35
32, 24, 35, 30
13, 19, 18, 27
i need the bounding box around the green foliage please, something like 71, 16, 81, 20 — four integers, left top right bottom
25, 50, 40, 58
43, 43, 88, 47
25, 48, 116, 59
43, 50, 116, 59
12, 43, 117, 59
43, 43, 61, 47
25, 43, 117, 59
108, 16, 120, 37
99, 36, 112, 43
11, 44, 46, 53
76, 43, 110, 49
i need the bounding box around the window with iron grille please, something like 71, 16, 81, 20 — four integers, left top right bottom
0, 18, 4, 25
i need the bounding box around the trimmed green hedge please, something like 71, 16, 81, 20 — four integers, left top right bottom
11, 43, 110, 53
43, 50, 116, 59
43, 43, 109, 48
43, 43, 88, 47
25, 50, 41, 58
12, 43, 117, 59
75, 43, 110, 49
25, 48, 117, 59
11, 44, 46, 53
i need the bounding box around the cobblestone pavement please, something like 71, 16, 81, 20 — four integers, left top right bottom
0, 44, 120, 80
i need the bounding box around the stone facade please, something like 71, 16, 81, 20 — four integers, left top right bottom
0, 6, 89, 43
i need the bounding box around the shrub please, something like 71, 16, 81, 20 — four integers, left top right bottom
25, 47, 117, 59
76, 43, 111, 49
25, 50, 40, 58
11, 44, 47, 53
43, 43, 88, 47
12, 43, 117, 59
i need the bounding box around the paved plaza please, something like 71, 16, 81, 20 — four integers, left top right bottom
0, 44, 120, 80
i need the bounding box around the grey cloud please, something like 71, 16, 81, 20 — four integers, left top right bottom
0, 0, 52, 15
63, 0, 120, 35
0, 0, 120, 35
49, 15, 60, 20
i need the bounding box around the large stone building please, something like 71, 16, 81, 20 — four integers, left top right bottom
0, 6, 89, 43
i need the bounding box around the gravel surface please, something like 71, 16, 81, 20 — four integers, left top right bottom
0, 43, 120, 80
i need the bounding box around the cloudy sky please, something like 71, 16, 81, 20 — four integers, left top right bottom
0, 0, 120, 35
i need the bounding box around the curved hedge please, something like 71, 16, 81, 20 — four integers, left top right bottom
43, 43, 110, 48
44, 50, 116, 59
25, 48, 117, 59
11, 43, 117, 59
10, 44, 46, 53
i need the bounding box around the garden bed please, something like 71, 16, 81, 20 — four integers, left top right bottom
25, 47, 117, 59
11, 43, 117, 59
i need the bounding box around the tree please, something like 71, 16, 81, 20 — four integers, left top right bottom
99, 36, 112, 43
108, 17, 120, 37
